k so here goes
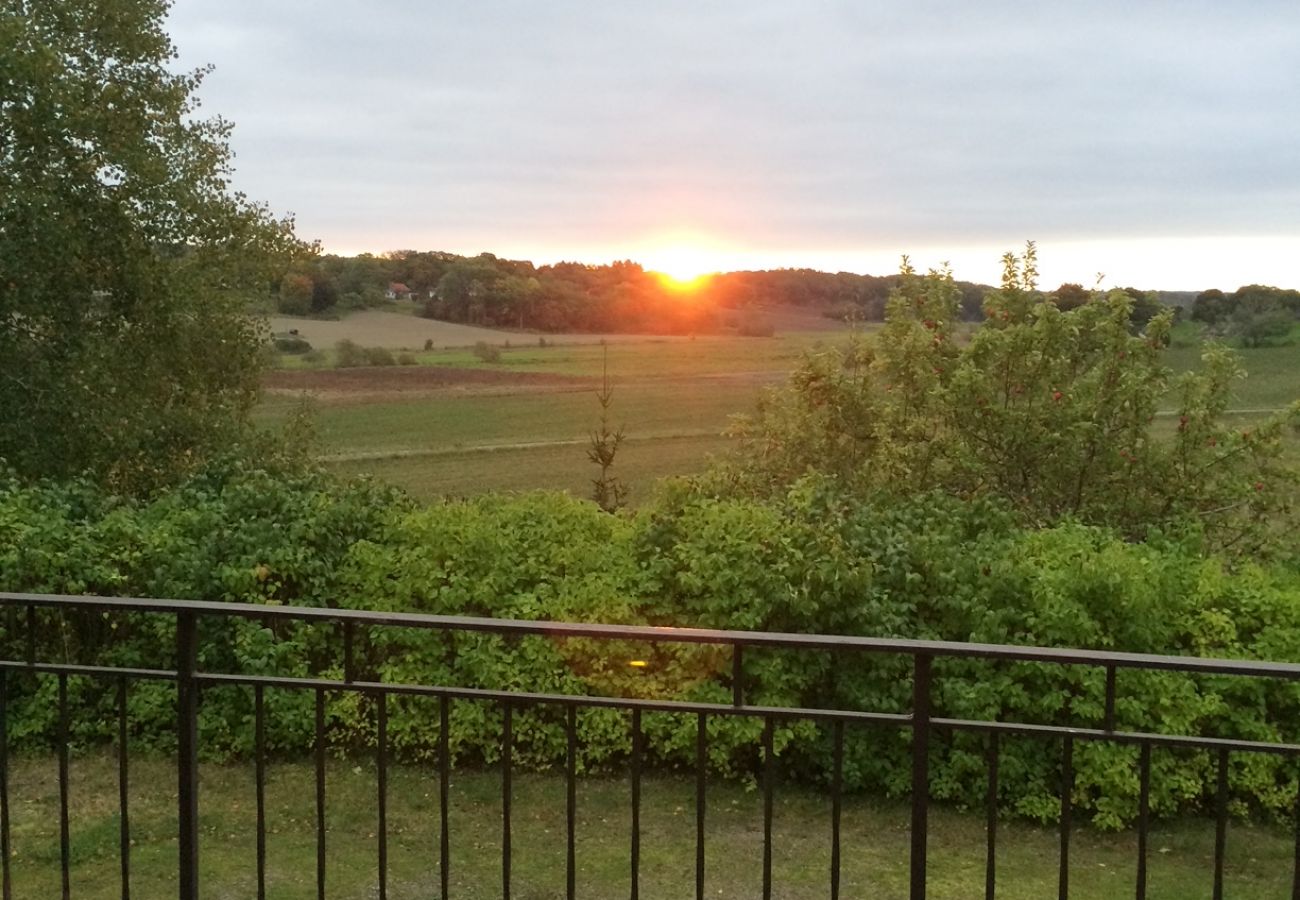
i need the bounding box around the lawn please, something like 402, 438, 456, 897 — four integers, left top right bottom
256, 329, 1300, 502
5, 752, 1293, 899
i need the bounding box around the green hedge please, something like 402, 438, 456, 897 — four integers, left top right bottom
1, 465, 1298, 828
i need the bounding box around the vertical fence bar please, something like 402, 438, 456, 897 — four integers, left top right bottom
1103, 666, 1117, 732
254, 684, 266, 900
1213, 747, 1229, 900
0, 671, 11, 900
176, 611, 199, 900
58, 672, 70, 900
343, 621, 355, 683
985, 731, 999, 900
696, 713, 707, 900
1136, 742, 1150, 900
762, 716, 775, 900
439, 695, 450, 900
910, 654, 932, 900
732, 644, 744, 707
566, 705, 577, 900
117, 677, 130, 900
502, 702, 512, 900
315, 687, 326, 900
1292, 772, 1300, 900
24, 606, 35, 666
831, 720, 843, 900
630, 708, 642, 900
1059, 735, 1073, 900
377, 690, 388, 900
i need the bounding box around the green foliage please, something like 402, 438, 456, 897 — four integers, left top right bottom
364, 346, 397, 367
1192, 285, 1300, 344
332, 339, 397, 367
588, 353, 627, 512
721, 245, 1300, 558
1233, 307, 1296, 348
278, 273, 315, 316
0, 0, 302, 492
272, 334, 313, 354
472, 341, 502, 363
2, 468, 1299, 828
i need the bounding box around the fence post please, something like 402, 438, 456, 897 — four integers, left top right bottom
910, 654, 932, 900
176, 612, 199, 900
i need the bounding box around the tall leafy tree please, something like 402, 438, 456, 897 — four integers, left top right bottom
720, 245, 1300, 557
1, 0, 300, 490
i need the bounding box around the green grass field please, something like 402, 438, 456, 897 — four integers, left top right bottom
257, 328, 1300, 503
6, 752, 1293, 899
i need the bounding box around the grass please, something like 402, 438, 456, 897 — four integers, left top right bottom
6, 751, 1293, 899
272, 331, 841, 377
330, 433, 736, 504
256, 330, 1300, 502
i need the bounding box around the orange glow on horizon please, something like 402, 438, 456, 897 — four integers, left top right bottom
654, 271, 712, 293
638, 237, 721, 292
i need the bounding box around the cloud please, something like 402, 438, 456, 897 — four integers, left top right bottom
166, 1, 1300, 284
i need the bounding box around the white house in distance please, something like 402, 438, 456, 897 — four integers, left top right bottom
385, 282, 415, 300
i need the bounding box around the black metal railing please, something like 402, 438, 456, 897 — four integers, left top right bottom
1, 590, 1299, 899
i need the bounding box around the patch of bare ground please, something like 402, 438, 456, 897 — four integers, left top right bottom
263, 365, 593, 402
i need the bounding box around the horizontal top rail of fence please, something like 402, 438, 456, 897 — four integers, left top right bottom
0, 590, 1298, 900
7, 589, 1300, 680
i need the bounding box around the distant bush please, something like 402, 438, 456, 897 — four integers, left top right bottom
364, 346, 396, 366
334, 340, 396, 367
272, 333, 312, 354
397, 352, 417, 366
472, 341, 501, 363
334, 339, 365, 367
423, 338, 434, 351
301, 349, 325, 365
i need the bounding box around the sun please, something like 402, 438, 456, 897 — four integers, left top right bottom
642, 244, 717, 292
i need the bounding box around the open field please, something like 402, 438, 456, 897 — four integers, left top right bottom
256, 331, 851, 502
267, 304, 847, 352
256, 325, 1300, 502
267, 311, 681, 350
5, 752, 1293, 899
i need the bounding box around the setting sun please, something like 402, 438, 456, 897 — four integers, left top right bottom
655, 271, 711, 293
639, 239, 722, 292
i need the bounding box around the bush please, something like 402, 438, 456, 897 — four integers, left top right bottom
334, 340, 396, 367
364, 346, 396, 366
472, 341, 501, 363
397, 352, 417, 366
722, 245, 1300, 559
423, 339, 434, 351
272, 334, 312, 354
334, 339, 365, 368
2, 472, 1299, 828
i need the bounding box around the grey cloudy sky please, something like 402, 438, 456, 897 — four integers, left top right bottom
168, 1, 1300, 288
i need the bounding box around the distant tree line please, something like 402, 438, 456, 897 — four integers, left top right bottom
274, 250, 993, 333
1191, 285, 1300, 347
272, 249, 1300, 342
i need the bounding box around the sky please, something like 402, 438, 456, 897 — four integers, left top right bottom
167, 1, 1300, 289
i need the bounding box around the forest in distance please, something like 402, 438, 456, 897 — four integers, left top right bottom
273, 247, 1290, 336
